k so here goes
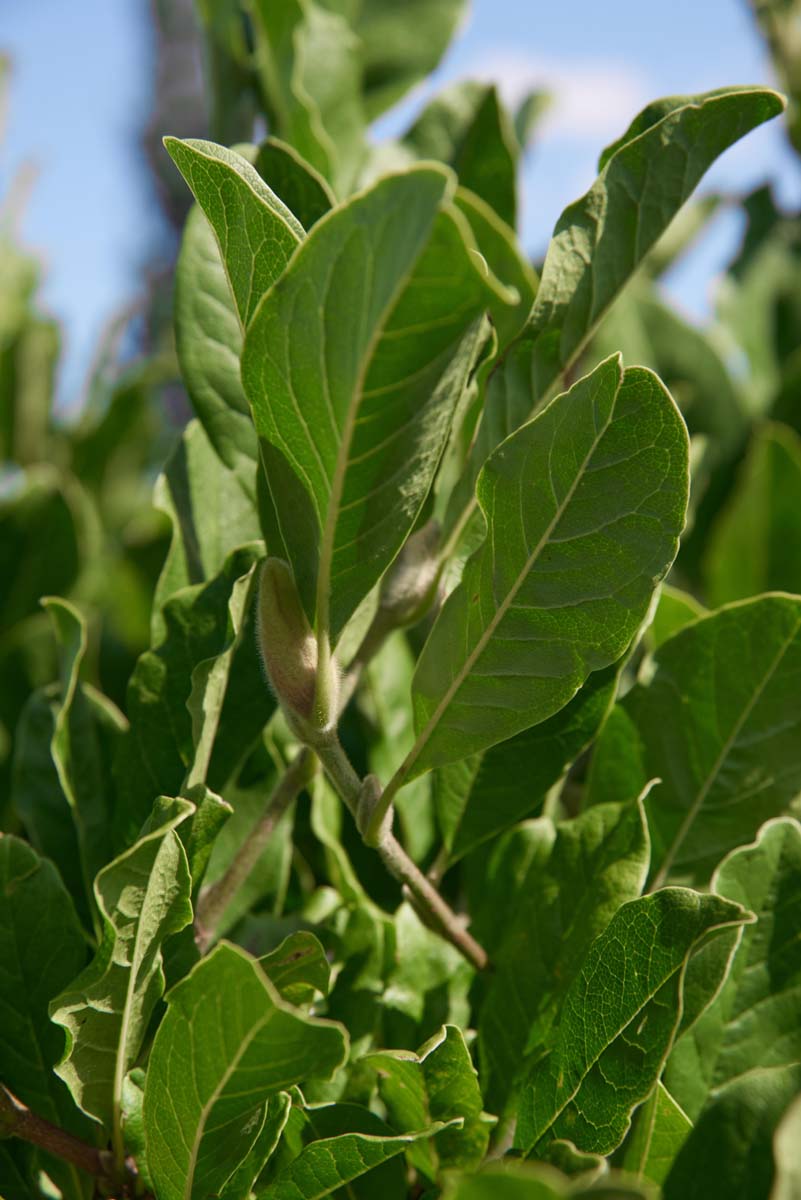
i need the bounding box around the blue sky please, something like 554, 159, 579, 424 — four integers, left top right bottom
2, 0, 800, 409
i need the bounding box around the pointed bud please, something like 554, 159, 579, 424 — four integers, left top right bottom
257, 558, 320, 722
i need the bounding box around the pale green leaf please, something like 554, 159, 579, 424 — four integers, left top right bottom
221, 1091, 293, 1200
50, 800, 193, 1138
143, 942, 348, 1200
665, 817, 801, 1120
525, 87, 784, 402
242, 166, 511, 639
646, 584, 705, 651
515, 888, 750, 1156
705, 422, 801, 605
772, 1090, 801, 1200
622, 1083, 692, 1186
366, 1024, 492, 1178
164, 137, 304, 327
397, 354, 688, 784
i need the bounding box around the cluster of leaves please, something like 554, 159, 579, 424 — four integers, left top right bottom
3, 3, 801, 1200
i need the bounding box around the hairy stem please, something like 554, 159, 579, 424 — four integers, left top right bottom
0, 1084, 104, 1180
308, 728, 488, 971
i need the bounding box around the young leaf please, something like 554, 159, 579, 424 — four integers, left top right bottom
704, 422, 801, 604
440, 1160, 653, 1199
221, 1091, 292, 1200
404, 82, 519, 227
663, 1063, 801, 1200
391, 354, 688, 789
259, 1101, 445, 1200
525, 87, 785, 402
254, 137, 335, 230
241, 166, 512, 641
366, 1024, 492, 1178
143, 942, 348, 1200
453, 187, 538, 347
664, 817, 801, 1120
435, 662, 620, 865
622, 596, 801, 886
646, 584, 706, 651
622, 1082, 692, 1186
250, 0, 366, 195
49, 800, 193, 1150
259, 931, 331, 1005
515, 888, 750, 1156
164, 138, 304, 327
475, 798, 650, 1112
0, 836, 94, 1200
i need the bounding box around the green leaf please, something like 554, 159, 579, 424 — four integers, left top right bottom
259, 931, 331, 1005
366, 1024, 492, 1178
515, 888, 750, 1156
620, 595, 801, 886
404, 82, 519, 227
174, 206, 257, 473
663, 1064, 801, 1200
254, 138, 335, 230
0, 1143, 38, 1200
42, 598, 118, 921
382, 902, 473, 1045
113, 543, 267, 845
49, 800, 193, 1146
250, 0, 366, 195
475, 798, 650, 1113
143, 942, 348, 1200
164, 138, 304, 328
525, 87, 784, 402
705, 422, 801, 604
152, 420, 262, 632
242, 166, 511, 640
453, 187, 537, 347
646, 584, 705, 651
258, 1100, 443, 1200
396, 354, 688, 784
664, 817, 801, 1120
221, 1091, 292, 1200
0, 836, 93, 1200
435, 662, 620, 865
622, 1083, 692, 1186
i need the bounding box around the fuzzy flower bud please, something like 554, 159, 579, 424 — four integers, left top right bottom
377, 520, 441, 628
257, 558, 320, 722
